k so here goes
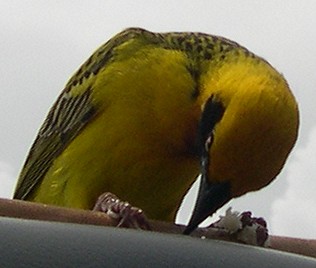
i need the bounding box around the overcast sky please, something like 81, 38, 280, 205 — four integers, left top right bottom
1, 1, 316, 239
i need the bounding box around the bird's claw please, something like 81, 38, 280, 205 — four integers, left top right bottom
93, 192, 151, 230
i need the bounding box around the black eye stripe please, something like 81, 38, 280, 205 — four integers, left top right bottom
198, 95, 225, 156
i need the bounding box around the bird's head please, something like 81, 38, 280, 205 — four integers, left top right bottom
184, 54, 299, 234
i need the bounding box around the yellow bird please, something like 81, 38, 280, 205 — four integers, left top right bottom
14, 28, 299, 234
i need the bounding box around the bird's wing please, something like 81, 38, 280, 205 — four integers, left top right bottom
14, 85, 97, 199
14, 28, 151, 199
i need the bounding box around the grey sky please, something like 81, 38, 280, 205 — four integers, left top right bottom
1, 1, 316, 238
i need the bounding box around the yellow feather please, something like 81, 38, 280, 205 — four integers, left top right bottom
14, 28, 298, 222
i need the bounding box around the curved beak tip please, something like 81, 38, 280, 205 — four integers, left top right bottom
183, 180, 231, 235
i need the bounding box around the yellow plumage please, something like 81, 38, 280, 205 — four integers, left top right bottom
14, 28, 298, 226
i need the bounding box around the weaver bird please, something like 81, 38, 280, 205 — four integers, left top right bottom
14, 28, 299, 234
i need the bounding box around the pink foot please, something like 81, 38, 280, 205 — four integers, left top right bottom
93, 192, 151, 230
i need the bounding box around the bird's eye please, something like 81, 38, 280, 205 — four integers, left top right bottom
205, 134, 213, 152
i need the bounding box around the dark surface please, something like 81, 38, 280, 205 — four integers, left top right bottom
0, 216, 315, 267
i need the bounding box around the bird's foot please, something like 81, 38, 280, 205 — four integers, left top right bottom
209, 208, 269, 247
93, 192, 151, 230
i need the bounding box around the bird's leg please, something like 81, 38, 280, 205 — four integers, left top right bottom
93, 192, 151, 230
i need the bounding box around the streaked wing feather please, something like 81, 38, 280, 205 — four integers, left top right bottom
13, 29, 147, 199
15, 27, 223, 200
14, 86, 96, 199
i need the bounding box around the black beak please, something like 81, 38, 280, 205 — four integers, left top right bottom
183, 174, 231, 235
183, 96, 230, 235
